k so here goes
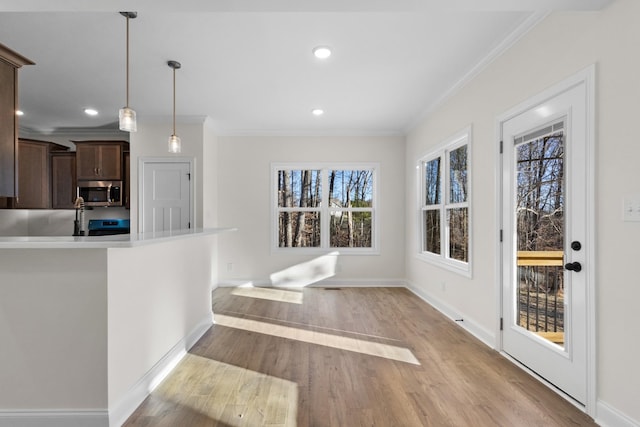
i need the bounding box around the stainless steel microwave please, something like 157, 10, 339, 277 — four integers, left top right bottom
77, 180, 123, 207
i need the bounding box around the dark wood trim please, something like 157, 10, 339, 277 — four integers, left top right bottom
0, 42, 35, 68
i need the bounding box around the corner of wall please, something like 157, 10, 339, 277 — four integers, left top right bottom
405, 281, 497, 349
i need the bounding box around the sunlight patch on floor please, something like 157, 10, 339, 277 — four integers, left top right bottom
214, 313, 420, 365
155, 354, 298, 427
231, 286, 303, 304
269, 251, 339, 287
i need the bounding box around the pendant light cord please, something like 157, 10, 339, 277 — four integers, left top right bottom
172, 66, 176, 136
125, 15, 130, 108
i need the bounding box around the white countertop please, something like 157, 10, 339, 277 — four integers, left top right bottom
0, 227, 237, 249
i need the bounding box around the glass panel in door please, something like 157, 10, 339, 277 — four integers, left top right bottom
514, 124, 565, 349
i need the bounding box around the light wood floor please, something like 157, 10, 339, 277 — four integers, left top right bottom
123, 287, 596, 427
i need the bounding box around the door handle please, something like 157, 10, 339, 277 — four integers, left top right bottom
565, 262, 582, 272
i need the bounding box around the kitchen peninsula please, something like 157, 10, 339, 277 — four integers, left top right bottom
0, 227, 234, 427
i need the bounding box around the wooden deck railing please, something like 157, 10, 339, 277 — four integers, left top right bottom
516, 250, 564, 266
516, 251, 565, 344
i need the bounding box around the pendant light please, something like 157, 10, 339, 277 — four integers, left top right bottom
168, 60, 182, 153
119, 12, 137, 132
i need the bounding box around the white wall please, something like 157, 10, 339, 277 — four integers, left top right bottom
216, 135, 405, 285
106, 235, 217, 421
129, 117, 222, 290
202, 118, 219, 229
129, 117, 206, 233
0, 249, 108, 409
405, 0, 639, 423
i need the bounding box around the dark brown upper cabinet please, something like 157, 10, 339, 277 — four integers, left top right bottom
0, 43, 34, 198
14, 138, 68, 209
74, 140, 129, 181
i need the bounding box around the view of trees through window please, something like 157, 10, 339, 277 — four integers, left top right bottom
516, 130, 565, 334
423, 158, 441, 255
277, 170, 321, 247
516, 132, 564, 253
447, 145, 468, 262
277, 167, 374, 249
421, 139, 469, 265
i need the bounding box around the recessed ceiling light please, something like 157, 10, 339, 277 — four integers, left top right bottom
312, 46, 332, 59
84, 108, 99, 116
15, 110, 24, 116
312, 109, 324, 116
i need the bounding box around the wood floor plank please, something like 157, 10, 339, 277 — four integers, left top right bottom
123, 287, 596, 427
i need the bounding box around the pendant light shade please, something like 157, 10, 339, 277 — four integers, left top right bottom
168, 60, 182, 153
119, 107, 136, 132
168, 134, 181, 154
119, 12, 137, 132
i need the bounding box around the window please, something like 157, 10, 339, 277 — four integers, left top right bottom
418, 128, 471, 275
273, 164, 377, 253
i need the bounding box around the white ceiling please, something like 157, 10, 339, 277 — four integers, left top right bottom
0, 0, 612, 136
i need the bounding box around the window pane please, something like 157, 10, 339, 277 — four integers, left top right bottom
277, 170, 321, 208
278, 212, 320, 247
329, 170, 373, 208
423, 210, 440, 254
425, 158, 441, 205
330, 211, 372, 248
449, 145, 468, 203
448, 207, 468, 262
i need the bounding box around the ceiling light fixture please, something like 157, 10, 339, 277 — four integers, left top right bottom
167, 60, 182, 154
312, 108, 324, 116
119, 11, 137, 132
312, 46, 332, 59
84, 108, 98, 116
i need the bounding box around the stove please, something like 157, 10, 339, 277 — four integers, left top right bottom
87, 219, 130, 236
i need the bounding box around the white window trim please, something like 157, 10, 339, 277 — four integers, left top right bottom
271, 162, 380, 255
416, 126, 472, 277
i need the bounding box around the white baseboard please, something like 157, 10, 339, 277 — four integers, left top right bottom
0, 410, 108, 427
405, 280, 496, 348
108, 315, 214, 427
597, 400, 640, 427
216, 278, 406, 288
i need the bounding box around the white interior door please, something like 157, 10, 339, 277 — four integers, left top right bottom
500, 69, 594, 406
141, 159, 192, 233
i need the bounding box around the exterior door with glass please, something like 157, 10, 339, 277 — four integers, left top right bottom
500, 68, 593, 406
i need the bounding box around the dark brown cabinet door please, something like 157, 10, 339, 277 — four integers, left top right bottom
0, 44, 34, 199
98, 144, 122, 179
0, 61, 17, 197
75, 142, 125, 180
15, 140, 50, 209
75, 144, 99, 180
51, 152, 76, 209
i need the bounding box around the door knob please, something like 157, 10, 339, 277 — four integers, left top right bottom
565, 262, 582, 272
